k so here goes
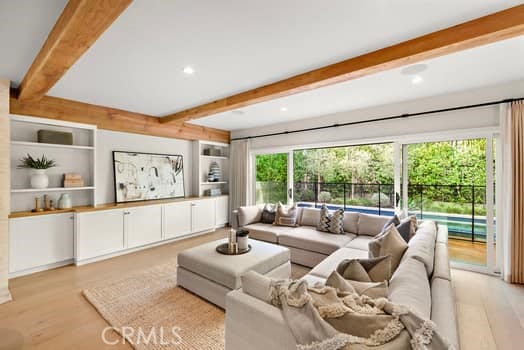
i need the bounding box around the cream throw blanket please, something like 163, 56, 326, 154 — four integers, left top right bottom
269, 276, 453, 350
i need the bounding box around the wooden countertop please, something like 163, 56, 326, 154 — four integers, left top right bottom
9, 195, 229, 218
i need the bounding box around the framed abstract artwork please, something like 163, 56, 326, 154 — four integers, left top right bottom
112, 151, 185, 203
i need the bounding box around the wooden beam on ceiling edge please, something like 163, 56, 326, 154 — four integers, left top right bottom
160, 4, 524, 124
17, 0, 132, 101
9, 92, 230, 143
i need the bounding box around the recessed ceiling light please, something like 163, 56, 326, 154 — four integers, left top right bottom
401, 64, 428, 76
183, 66, 195, 75
411, 75, 423, 84
280, 107, 288, 112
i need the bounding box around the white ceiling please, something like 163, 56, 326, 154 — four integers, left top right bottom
0, 0, 67, 85
1, 0, 523, 131
193, 36, 524, 130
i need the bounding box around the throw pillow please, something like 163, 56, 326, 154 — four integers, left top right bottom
317, 204, 344, 234
396, 215, 417, 242
336, 255, 392, 282
382, 215, 400, 232
368, 224, 408, 273
326, 271, 389, 299
260, 204, 276, 224
273, 202, 299, 227
346, 280, 389, 299
325, 271, 357, 293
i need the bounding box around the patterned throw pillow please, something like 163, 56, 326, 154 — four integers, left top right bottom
317, 204, 344, 234
273, 202, 299, 227
260, 204, 276, 224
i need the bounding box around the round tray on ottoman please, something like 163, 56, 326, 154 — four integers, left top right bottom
215, 243, 252, 255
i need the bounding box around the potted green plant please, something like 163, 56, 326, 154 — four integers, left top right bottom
18, 154, 57, 189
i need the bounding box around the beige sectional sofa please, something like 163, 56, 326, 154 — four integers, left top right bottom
226, 205, 459, 350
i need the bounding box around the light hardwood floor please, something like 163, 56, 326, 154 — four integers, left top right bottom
0, 229, 523, 350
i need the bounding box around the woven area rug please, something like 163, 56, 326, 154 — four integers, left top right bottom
83, 262, 225, 350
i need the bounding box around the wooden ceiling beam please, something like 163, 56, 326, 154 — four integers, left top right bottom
160, 4, 524, 124
17, 0, 132, 101
9, 92, 230, 143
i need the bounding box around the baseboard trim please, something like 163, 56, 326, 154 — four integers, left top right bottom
9, 259, 74, 279
0, 287, 12, 304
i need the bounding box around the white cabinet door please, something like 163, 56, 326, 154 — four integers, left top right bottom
126, 205, 162, 248
215, 196, 229, 226
192, 199, 216, 233
76, 209, 124, 260
9, 213, 74, 273
163, 201, 192, 239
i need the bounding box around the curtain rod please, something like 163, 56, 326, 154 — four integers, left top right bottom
231, 97, 523, 142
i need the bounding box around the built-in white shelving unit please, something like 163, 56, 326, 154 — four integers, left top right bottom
192, 140, 230, 197
10, 115, 97, 212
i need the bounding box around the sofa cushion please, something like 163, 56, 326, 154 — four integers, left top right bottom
336, 255, 391, 282
300, 207, 321, 227
317, 205, 344, 234
401, 220, 437, 276
388, 257, 431, 319
344, 236, 373, 251
432, 242, 451, 281
368, 225, 408, 273
274, 203, 299, 227
238, 205, 263, 226
358, 213, 390, 236
244, 223, 293, 243
278, 227, 354, 255
309, 247, 368, 278
431, 278, 459, 350
342, 212, 359, 234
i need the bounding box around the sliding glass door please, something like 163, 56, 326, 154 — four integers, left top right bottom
254, 152, 291, 205
401, 137, 498, 273
251, 134, 500, 274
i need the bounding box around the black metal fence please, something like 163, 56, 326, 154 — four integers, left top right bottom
256, 181, 489, 242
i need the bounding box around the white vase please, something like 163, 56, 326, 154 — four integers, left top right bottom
30, 169, 49, 189
237, 235, 249, 251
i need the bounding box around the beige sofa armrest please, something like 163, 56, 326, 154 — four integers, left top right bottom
225, 290, 296, 350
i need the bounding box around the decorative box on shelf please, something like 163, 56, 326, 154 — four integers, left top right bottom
63, 173, 85, 187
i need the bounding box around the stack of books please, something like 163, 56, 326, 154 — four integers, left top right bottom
63, 173, 84, 188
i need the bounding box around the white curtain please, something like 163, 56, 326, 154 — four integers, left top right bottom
229, 140, 251, 223
500, 103, 513, 282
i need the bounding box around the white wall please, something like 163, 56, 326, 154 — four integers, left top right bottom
233, 80, 524, 150
96, 130, 193, 204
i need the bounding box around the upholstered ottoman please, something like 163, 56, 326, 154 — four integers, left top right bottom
177, 239, 290, 308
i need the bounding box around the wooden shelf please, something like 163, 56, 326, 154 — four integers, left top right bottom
9, 195, 230, 218
200, 155, 229, 160
11, 140, 94, 150
8, 206, 90, 219
11, 187, 95, 193
201, 181, 227, 185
